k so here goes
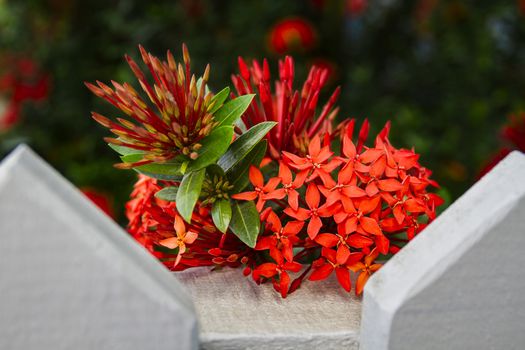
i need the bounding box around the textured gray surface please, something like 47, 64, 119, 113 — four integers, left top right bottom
0, 145, 198, 350
176, 266, 361, 350
360, 151, 525, 350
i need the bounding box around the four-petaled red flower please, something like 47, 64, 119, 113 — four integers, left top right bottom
231, 166, 281, 211
284, 183, 340, 240
159, 215, 198, 267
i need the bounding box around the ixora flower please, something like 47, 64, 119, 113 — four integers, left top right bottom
234, 119, 443, 296
232, 55, 340, 160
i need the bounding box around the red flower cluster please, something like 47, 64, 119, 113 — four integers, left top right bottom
233, 120, 442, 296
127, 175, 251, 270
232, 55, 340, 160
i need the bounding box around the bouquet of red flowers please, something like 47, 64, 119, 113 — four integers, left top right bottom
88, 45, 443, 297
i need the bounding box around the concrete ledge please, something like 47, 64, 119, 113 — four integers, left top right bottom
177, 267, 361, 350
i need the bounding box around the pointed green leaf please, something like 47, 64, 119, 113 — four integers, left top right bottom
229, 200, 260, 248
120, 153, 185, 180
176, 168, 206, 223
211, 199, 232, 233
214, 94, 255, 127
218, 121, 276, 172
227, 140, 267, 192
208, 87, 230, 114
154, 186, 179, 201
186, 126, 234, 172
108, 143, 144, 156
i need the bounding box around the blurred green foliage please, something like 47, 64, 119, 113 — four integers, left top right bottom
1, 0, 524, 221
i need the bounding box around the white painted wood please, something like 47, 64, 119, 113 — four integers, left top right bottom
360, 151, 525, 350
0, 145, 198, 350
177, 266, 361, 350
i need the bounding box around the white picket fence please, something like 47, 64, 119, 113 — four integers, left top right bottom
0, 145, 524, 350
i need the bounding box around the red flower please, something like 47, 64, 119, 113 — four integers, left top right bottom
284, 183, 340, 239
254, 252, 302, 298
283, 135, 342, 183
309, 247, 363, 292
231, 166, 281, 211
267, 162, 308, 210
255, 210, 304, 262
159, 215, 198, 267
349, 248, 382, 295
268, 17, 317, 54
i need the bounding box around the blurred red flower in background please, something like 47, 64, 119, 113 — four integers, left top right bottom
479, 112, 525, 177
0, 55, 50, 131
268, 17, 317, 54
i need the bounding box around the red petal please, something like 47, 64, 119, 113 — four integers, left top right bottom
370, 156, 386, 178
393, 205, 405, 224
335, 267, 351, 292
278, 161, 292, 184
343, 185, 366, 198
360, 148, 383, 163
284, 261, 303, 273
359, 196, 381, 214
359, 216, 383, 235
307, 216, 323, 239
315, 233, 339, 248
284, 207, 310, 221
375, 234, 390, 255
378, 179, 403, 192
366, 181, 379, 197
342, 135, 356, 158
264, 177, 281, 192
309, 263, 334, 281
345, 216, 358, 234
347, 234, 374, 248
255, 236, 275, 250
231, 191, 258, 201
306, 183, 320, 208
249, 166, 264, 187
355, 271, 369, 295
336, 244, 351, 265
256, 263, 278, 278
308, 135, 321, 157
280, 271, 290, 298
288, 190, 299, 211
264, 188, 286, 200
266, 210, 282, 232
283, 221, 305, 235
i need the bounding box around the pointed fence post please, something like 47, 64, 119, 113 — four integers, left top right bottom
0, 145, 198, 350
360, 151, 525, 350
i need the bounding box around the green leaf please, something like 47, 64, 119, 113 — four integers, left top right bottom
208, 86, 230, 114
186, 126, 234, 172
227, 140, 267, 192
214, 94, 255, 127
229, 200, 260, 248
211, 199, 232, 233
154, 186, 178, 201
120, 153, 185, 180
176, 168, 206, 223
108, 143, 143, 156
206, 164, 225, 177
218, 121, 276, 172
